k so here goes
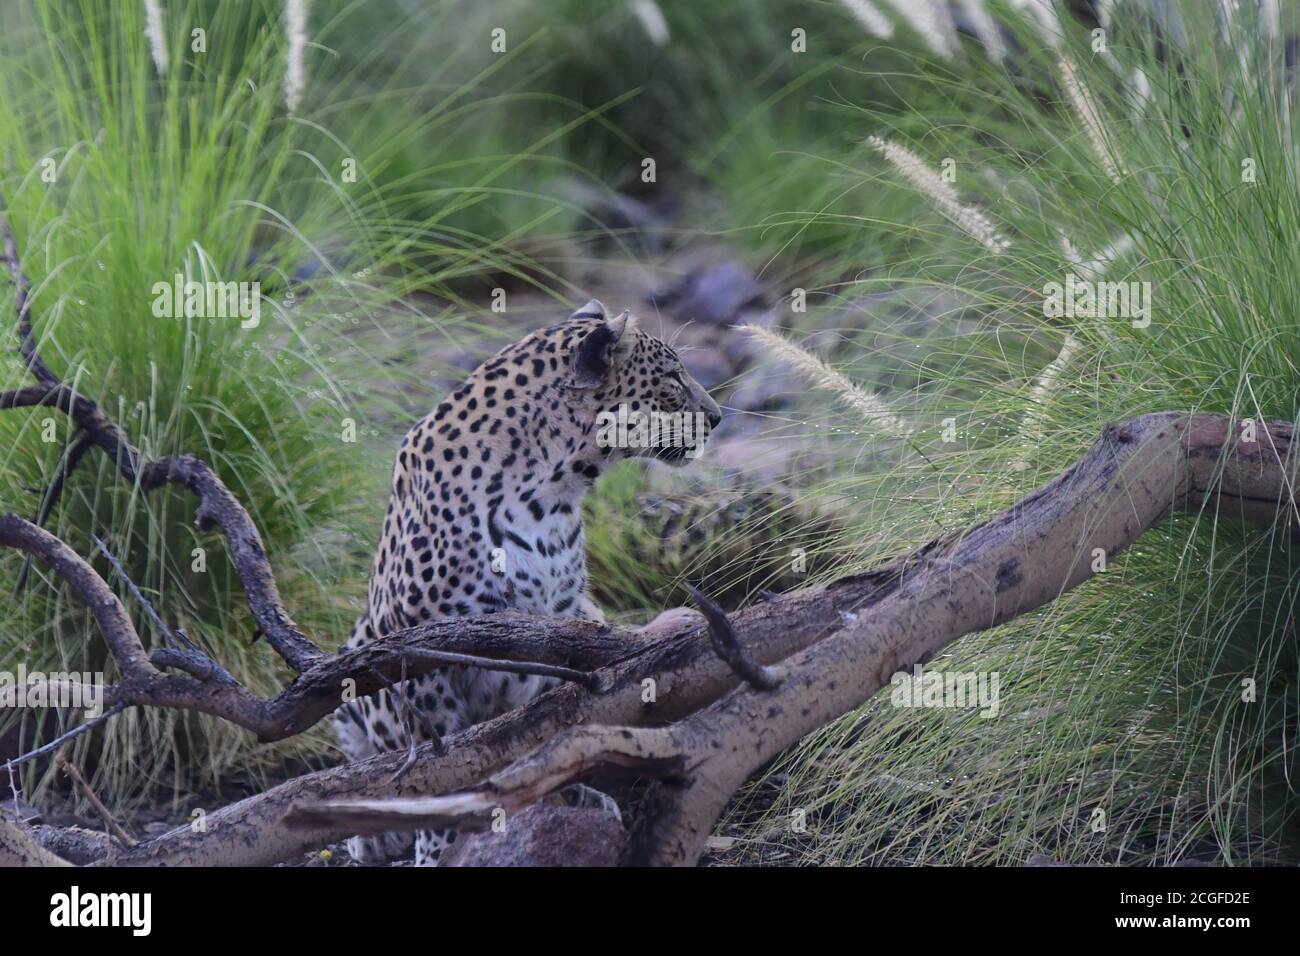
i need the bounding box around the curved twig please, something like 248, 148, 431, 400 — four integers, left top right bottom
0, 702, 131, 774
684, 583, 781, 691
1, 196, 58, 386
136, 411, 1293, 869
284, 725, 683, 835
14, 430, 95, 595
0, 196, 322, 672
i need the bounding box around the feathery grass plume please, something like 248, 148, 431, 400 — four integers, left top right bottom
284, 0, 310, 115
866, 134, 1011, 253
1057, 230, 1084, 270
1078, 233, 1134, 282
882, 0, 959, 60
1094, 0, 1116, 31
1012, 229, 1130, 469
1011, 332, 1079, 471
1129, 66, 1152, 114
1059, 57, 1122, 182
1056, 230, 1125, 345
1010, 0, 1063, 49
630, 0, 671, 47
957, 0, 1006, 63
1260, 0, 1280, 39
741, 325, 911, 437
1060, 229, 1134, 282
143, 0, 167, 76
837, 0, 895, 40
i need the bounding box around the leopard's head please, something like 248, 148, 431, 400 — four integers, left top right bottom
565, 299, 721, 466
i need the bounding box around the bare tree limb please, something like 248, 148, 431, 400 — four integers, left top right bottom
685, 583, 781, 691
284, 725, 683, 834
273, 413, 1291, 868
15, 429, 94, 595
0, 514, 154, 676
55, 753, 137, 848
0, 815, 73, 867
1, 194, 58, 387
4, 198, 1298, 868
0, 702, 130, 774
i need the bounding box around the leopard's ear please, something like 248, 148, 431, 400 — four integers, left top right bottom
569, 299, 607, 321
571, 309, 634, 388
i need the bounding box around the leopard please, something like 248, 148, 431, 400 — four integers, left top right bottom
333, 299, 721, 865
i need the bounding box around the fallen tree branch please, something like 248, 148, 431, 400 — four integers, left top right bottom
284, 725, 683, 834
55, 753, 137, 849
0, 702, 130, 774
0, 815, 73, 867
279, 412, 1297, 867
628, 413, 1298, 864
103, 580, 861, 865
685, 583, 781, 691
4, 197, 1297, 867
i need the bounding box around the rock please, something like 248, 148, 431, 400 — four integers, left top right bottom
1, 795, 42, 825
557, 179, 677, 254
439, 803, 626, 867
28, 824, 117, 865
679, 346, 734, 391
647, 259, 765, 325
727, 368, 801, 414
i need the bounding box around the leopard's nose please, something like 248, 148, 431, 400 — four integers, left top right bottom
699, 393, 722, 428
689, 378, 722, 428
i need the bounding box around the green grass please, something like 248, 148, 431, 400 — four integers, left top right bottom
0, 0, 584, 808
716, 2, 1300, 865
5, 0, 1291, 867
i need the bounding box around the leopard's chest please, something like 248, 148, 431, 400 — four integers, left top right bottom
489, 506, 588, 616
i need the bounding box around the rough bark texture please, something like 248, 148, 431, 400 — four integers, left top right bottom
6, 170, 1297, 869
0, 816, 73, 867
630, 413, 1297, 863
87, 412, 1294, 867
440, 804, 626, 867
289, 412, 1297, 867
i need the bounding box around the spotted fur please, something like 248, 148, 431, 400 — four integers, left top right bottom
334, 300, 720, 865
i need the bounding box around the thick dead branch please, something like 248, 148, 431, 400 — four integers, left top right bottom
628, 413, 1298, 864
685, 583, 781, 691
55, 753, 137, 848
29, 823, 121, 865
105, 586, 848, 865
4, 194, 1297, 868
138, 410, 1288, 869
0, 815, 73, 867
284, 725, 682, 834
